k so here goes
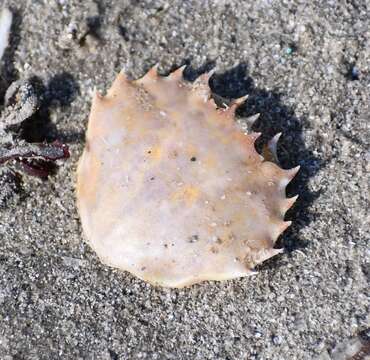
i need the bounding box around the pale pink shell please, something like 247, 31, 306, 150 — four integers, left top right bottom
76, 66, 299, 287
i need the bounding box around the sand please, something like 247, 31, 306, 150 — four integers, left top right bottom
0, 1, 369, 359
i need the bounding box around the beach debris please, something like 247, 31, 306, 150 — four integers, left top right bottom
0, 78, 70, 176
0, 140, 69, 178
57, 2, 101, 54
0, 7, 12, 61
0, 78, 70, 206
77, 66, 299, 287
0, 7, 75, 207
1, 78, 40, 131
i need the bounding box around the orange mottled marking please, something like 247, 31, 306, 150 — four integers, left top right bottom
171, 185, 200, 206
147, 145, 162, 161
203, 154, 216, 169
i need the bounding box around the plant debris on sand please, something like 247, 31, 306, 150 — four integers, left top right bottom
0, 78, 69, 206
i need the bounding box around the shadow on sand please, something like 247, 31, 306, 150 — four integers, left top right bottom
183, 62, 321, 269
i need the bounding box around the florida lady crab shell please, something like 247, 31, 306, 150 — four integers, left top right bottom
76, 66, 299, 288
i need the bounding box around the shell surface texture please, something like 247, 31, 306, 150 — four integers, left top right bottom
76, 66, 299, 288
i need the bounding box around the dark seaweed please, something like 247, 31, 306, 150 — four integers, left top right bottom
0, 78, 70, 206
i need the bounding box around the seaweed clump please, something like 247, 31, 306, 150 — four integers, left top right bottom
0, 79, 69, 207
